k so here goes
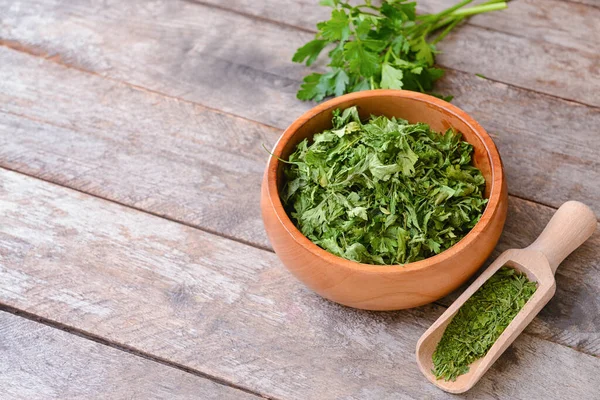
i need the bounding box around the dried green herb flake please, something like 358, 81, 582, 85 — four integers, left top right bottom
281, 106, 487, 265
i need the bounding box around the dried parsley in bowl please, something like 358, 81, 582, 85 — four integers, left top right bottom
281, 106, 488, 265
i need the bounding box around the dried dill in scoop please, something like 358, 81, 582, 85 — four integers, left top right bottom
281, 106, 487, 265
432, 267, 538, 381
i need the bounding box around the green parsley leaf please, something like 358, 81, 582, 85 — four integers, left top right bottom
317, 9, 351, 41
296, 73, 327, 101
292, 39, 328, 66
351, 79, 371, 93
380, 63, 404, 89
333, 69, 350, 96
344, 41, 380, 77
410, 37, 435, 65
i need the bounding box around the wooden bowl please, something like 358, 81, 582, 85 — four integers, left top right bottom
261, 90, 507, 310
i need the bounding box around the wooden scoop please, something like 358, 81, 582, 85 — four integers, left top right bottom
416, 201, 597, 393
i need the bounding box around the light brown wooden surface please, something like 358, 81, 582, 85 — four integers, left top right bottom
1, 0, 599, 398
0, 312, 258, 400
0, 46, 280, 249
1, 169, 600, 400
203, 0, 600, 55
1, 43, 599, 356
1, 1, 599, 216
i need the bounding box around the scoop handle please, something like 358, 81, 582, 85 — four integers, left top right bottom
526, 201, 596, 274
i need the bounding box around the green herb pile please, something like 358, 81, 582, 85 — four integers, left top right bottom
281, 106, 487, 265
432, 267, 538, 381
293, 0, 507, 101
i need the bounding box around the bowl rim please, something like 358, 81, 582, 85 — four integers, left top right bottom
265, 89, 504, 274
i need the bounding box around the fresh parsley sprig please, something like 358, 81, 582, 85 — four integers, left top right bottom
293, 0, 507, 101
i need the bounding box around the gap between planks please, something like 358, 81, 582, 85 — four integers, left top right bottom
180, 0, 600, 110
0, 159, 272, 253
0, 303, 277, 400
0, 163, 595, 362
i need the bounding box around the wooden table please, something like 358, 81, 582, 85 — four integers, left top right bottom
0, 0, 599, 398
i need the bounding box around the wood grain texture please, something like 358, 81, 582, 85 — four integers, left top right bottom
0, 46, 280, 249
203, 0, 600, 54
566, 0, 600, 7
1, 24, 600, 220
0, 0, 314, 129
1, 45, 599, 353
0, 311, 258, 400
0, 1, 597, 398
1, 0, 599, 123
1, 168, 600, 400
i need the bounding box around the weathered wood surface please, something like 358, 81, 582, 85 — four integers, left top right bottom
2, 0, 599, 215
204, 0, 600, 55
0, 311, 258, 400
567, 0, 599, 7
1, 21, 599, 218
0, 0, 599, 398
2, 0, 596, 108
1, 43, 599, 355
1, 168, 599, 400
0, 45, 279, 249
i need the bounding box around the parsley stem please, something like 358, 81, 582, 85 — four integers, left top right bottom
357, 10, 379, 17
383, 47, 392, 64
433, 0, 473, 19
355, 4, 379, 11
431, 17, 463, 45
415, 0, 473, 22
448, 2, 507, 18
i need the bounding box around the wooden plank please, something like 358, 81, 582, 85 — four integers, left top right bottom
203, 0, 600, 54
434, 24, 598, 108
427, 0, 600, 54
0, 46, 280, 249
0, 311, 258, 400
0, 0, 598, 118
1, 32, 599, 222
1, 46, 599, 355
568, 0, 600, 7
0, 168, 599, 399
